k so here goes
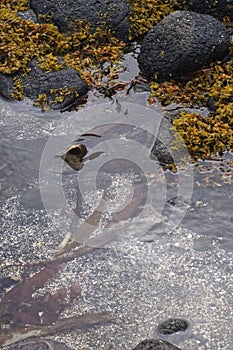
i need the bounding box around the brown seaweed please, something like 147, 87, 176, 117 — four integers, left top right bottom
0, 312, 113, 347
0, 246, 98, 328
0, 245, 112, 347
0, 262, 61, 326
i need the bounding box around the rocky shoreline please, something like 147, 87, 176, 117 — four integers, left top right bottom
0, 1, 233, 349
0, 0, 231, 108
0, 0, 232, 164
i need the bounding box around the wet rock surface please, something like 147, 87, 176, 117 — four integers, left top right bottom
29, 0, 131, 42
138, 11, 229, 81
132, 339, 181, 350
0, 59, 88, 111
186, 0, 233, 21
157, 318, 189, 335
151, 139, 174, 166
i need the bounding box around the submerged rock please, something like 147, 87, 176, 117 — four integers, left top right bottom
0, 59, 88, 111
132, 339, 181, 350
151, 139, 174, 166
138, 11, 229, 81
157, 318, 189, 335
29, 0, 131, 42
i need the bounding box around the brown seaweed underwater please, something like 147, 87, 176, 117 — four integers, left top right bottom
0, 246, 113, 347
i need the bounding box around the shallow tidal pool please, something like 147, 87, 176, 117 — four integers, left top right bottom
0, 92, 232, 350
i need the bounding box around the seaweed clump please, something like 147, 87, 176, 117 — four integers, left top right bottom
11, 77, 24, 100
33, 87, 81, 111
150, 57, 233, 160
173, 109, 233, 160
0, 1, 125, 106
1, 0, 28, 12
0, 3, 67, 74
129, 0, 185, 37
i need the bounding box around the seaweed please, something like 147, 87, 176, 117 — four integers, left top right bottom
128, 0, 185, 38
1, 312, 113, 347
150, 58, 233, 161
0, 262, 62, 327
0, 246, 113, 347
172, 111, 233, 160
0, 1, 125, 107
11, 77, 24, 100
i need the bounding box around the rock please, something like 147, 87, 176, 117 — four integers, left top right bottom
29, 0, 131, 42
17, 9, 38, 22
157, 318, 189, 335
151, 139, 174, 166
186, 0, 233, 21
132, 339, 181, 350
0, 59, 88, 110
150, 112, 177, 167
138, 11, 229, 81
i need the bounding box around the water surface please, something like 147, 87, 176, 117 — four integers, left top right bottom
0, 89, 232, 349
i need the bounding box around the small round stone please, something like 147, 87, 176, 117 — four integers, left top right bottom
157, 318, 189, 335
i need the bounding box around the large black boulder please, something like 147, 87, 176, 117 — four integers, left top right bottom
29, 0, 131, 42
0, 59, 88, 111
186, 0, 233, 21
138, 11, 229, 81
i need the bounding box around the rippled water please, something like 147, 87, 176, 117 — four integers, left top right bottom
0, 91, 232, 350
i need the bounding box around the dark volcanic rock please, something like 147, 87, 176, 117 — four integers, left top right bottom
157, 318, 189, 335
138, 11, 229, 81
0, 59, 88, 110
29, 0, 131, 42
151, 139, 174, 166
186, 0, 233, 21
132, 339, 181, 350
